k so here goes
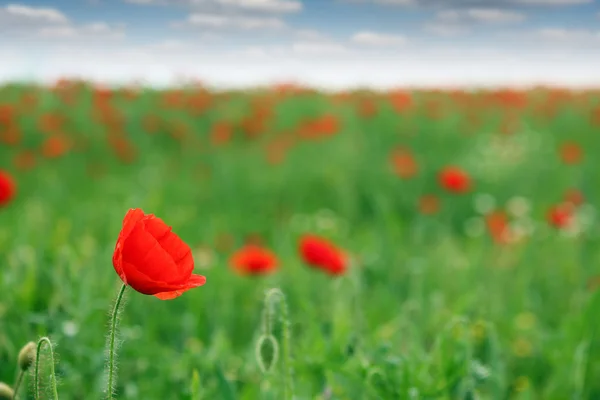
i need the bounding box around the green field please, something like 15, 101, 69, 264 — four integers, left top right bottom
1, 82, 600, 399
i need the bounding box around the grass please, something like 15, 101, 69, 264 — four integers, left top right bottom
0, 82, 600, 399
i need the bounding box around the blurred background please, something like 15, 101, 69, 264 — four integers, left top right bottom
1, 1, 600, 399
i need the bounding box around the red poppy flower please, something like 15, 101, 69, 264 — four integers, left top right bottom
547, 204, 573, 229
112, 209, 206, 300
438, 166, 471, 194
298, 234, 347, 276
0, 170, 16, 207
229, 245, 278, 275
559, 141, 583, 165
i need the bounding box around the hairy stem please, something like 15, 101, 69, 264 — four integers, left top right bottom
105, 283, 127, 400
34, 337, 59, 400
265, 288, 294, 400
13, 370, 24, 399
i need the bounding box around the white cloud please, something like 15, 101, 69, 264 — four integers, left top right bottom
0, 4, 124, 42
371, 0, 414, 4
424, 24, 468, 36
425, 8, 525, 36
295, 29, 326, 40
3, 3, 68, 23
174, 13, 286, 29
38, 23, 125, 39
343, 0, 591, 6
536, 28, 600, 41
343, 0, 415, 4
437, 8, 525, 23
0, 4, 68, 32
351, 31, 407, 46
125, 0, 302, 13
291, 41, 349, 55
512, 0, 591, 4
214, 0, 302, 13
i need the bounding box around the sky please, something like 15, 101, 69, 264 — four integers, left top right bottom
0, 0, 599, 89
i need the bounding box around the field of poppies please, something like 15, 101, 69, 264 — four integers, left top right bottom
1, 81, 600, 399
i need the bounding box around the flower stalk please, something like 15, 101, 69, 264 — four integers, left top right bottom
105, 283, 127, 400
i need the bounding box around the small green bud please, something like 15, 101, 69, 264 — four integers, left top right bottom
0, 382, 14, 400
255, 334, 279, 374
18, 341, 36, 371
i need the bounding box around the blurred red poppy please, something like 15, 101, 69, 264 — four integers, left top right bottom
438, 166, 471, 193
547, 204, 573, 229
42, 135, 70, 159
0, 170, 16, 207
563, 188, 584, 207
13, 151, 36, 171
298, 234, 347, 276
229, 245, 278, 275
112, 208, 206, 300
559, 141, 583, 165
390, 147, 418, 179
210, 122, 233, 146
485, 210, 511, 244
418, 194, 440, 215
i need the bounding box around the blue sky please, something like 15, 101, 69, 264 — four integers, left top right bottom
0, 0, 599, 88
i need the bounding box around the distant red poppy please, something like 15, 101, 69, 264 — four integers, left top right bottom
298, 234, 347, 276
298, 114, 340, 139
13, 151, 36, 171
563, 188, 584, 207
358, 99, 377, 118
438, 166, 471, 193
485, 210, 511, 244
210, 122, 233, 146
0, 170, 16, 207
390, 147, 418, 179
0, 124, 21, 146
229, 245, 278, 275
42, 135, 70, 159
388, 91, 412, 113
547, 204, 573, 229
112, 208, 206, 300
418, 194, 440, 215
559, 141, 583, 165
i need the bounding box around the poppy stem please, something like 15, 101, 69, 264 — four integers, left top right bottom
34, 336, 59, 400
105, 283, 127, 400
13, 370, 24, 397
263, 288, 294, 400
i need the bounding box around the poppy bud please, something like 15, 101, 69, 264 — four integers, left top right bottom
255, 334, 279, 374
0, 382, 14, 400
18, 341, 36, 371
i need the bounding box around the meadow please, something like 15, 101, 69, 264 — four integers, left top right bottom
0, 81, 599, 399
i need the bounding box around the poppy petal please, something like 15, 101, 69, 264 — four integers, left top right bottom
113, 208, 146, 283
143, 216, 194, 279
122, 222, 179, 282
153, 274, 207, 300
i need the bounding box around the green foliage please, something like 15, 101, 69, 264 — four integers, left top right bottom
0, 84, 599, 398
